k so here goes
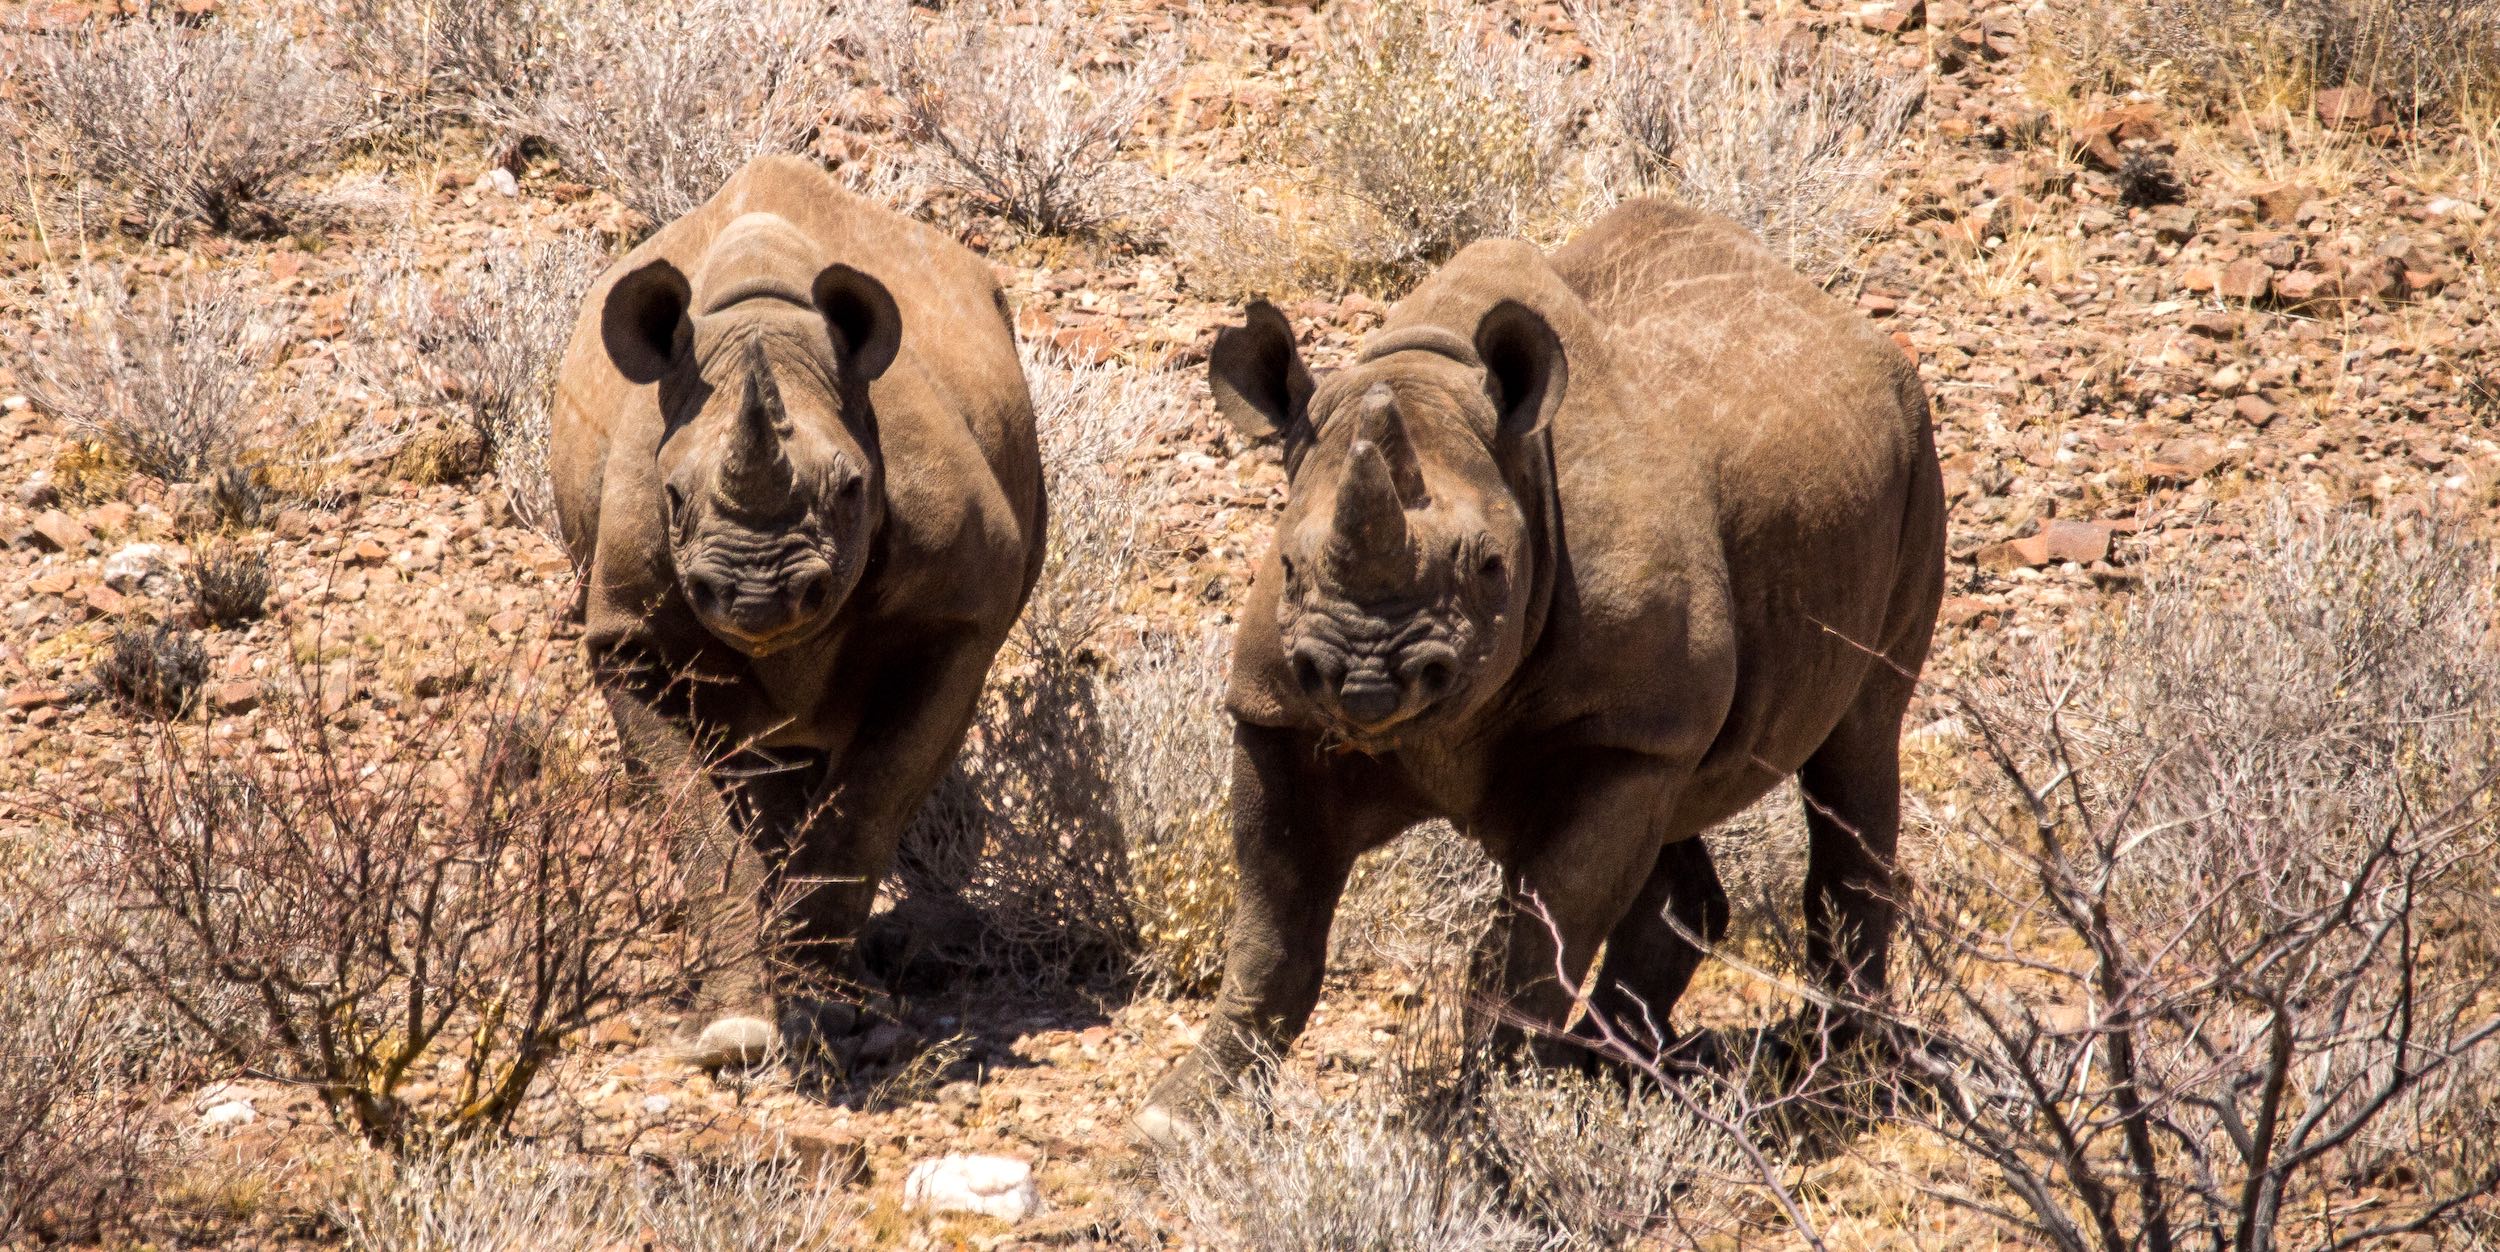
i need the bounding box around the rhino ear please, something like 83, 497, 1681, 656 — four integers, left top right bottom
1473, 299, 1567, 443
1209, 300, 1314, 442
813, 263, 901, 384
601, 260, 691, 386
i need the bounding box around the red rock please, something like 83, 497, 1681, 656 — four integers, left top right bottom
30, 570, 75, 595
1856, 0, 1922, 33
2072, 103, 2160, 171
29, 510, 92, 553
83, 585, 129, 616
211, 680, 262, 714
2274, 269, 2327, 306
1857, 291, 1901, 317
2232, 395, 2278, 426
1977, 535, 2052, 570
2184, 311, 2241, 340
2248, 182, 2313, 225
351, 538, 390, 564
2179, 265, 2220, 293
87, 501, 132, 533
2040, 519, 2113, 564
486, 609, 530, 635
2313, 86, 2388, 130
2217, 260, 2272, 302
4, 685, 67, 712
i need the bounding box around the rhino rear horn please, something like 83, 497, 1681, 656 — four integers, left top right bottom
1473, 299, 1567, 443
601, 260, 692, 385
812, 263, 901, 384
1209, 300, 1315, 441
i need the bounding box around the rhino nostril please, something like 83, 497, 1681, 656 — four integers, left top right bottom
791, 569, 831, 616
685, 572, 729, 618
1290, 650, 1329, 699
1414, 657, 1454, 700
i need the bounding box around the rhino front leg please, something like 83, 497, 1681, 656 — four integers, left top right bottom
590, 653, 782, 1069
1472, 752, 1683, 1065
767, 631, 1002, 1036
1134, 722, 1406, 1145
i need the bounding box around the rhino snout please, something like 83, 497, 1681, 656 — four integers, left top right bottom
683, 563, 838, 651
1290, 638, 1460, 733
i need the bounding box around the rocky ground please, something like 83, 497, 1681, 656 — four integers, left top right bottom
1, 0, 2495, 1247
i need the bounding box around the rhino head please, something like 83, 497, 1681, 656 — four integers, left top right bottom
1210, 299, 1567, 744
599, 225, 901, 656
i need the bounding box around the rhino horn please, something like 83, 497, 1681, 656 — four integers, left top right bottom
715, 341, 796, 509
1327, 389, 1415, 592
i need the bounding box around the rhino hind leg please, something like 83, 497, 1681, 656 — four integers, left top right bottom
1796, 668, 1915, 1023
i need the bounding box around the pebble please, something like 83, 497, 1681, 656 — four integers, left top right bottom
903, 1153, 1043, 1223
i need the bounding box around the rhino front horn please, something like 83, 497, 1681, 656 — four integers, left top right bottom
1327, 434, 1414, 592
716, 346, 797, 510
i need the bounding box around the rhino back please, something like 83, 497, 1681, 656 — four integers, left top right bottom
1543, 198, 1943, 792
553, 156, 1042, 638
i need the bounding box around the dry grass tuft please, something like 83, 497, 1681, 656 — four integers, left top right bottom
2045, 0, 2500, 115
6, 15, 361, 240
18, 269, 281, 484
95, 625, 209, 719
185, 541, 273, 629
853, 0, 1180, 236
333, 1148, 866, 1251
323, 0, 559, 126
1579, 2, 1920, 281
514, 0, 840, 230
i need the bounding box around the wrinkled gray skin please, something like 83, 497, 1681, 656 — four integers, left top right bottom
1137, 199, 1946, 1139
552, 157, 1044, 1066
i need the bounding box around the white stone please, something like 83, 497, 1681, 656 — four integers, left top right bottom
200, 1099, 257, 1130
103, 542, 178, 595
641, 1094, 673, 1117
473, 167, 519, 197
903, 1154, 1042, 1224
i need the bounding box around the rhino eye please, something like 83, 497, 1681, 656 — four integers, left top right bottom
663, 483, 686, 518
1477, 551, 1506, 582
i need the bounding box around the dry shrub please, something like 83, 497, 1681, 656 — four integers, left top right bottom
514, 0, 839, 229
319, 0, 559, 125
2047, 0, 2500, 115
62, 662, 747, 1149
894, 348, 1229, 989
186, 540, 273, 628
0, 845, 172, 1245
852, 0, 1180, 236
5, 15, 360, 240
1281, 0, 1580, 281
95, 624, 209, 719
1579, 2, 1919, 281
332, 1149, 865, 1251
1868, 506, 2500, 1251
18, 269, 280, 483
1148, 1062, 1540, 1252
1332, 820, 1501, 981
1481, 1067, 1759, 1249
364, 235, 607, 532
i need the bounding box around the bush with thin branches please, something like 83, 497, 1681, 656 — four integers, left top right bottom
19, 270, 280, 483
1852, 507, 2500, 1251
0, 850, 171, 1246
321, 0, 560, 126
1579, 2, 1919, 281
514, 0, 840, 229
63, 663, 754, 1149
332, 1149, 865, 1251
6, 15, 361, 240
852, 0, 1180, 235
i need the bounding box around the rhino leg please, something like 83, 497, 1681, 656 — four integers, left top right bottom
1469, 755, 1681, 1066
1797, 669, 1914, 1027
766, 632, 1001, 1037
1579, 835, 1729, 1056
1135, 723, 1407, 1146
592, 663, 781, 1069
